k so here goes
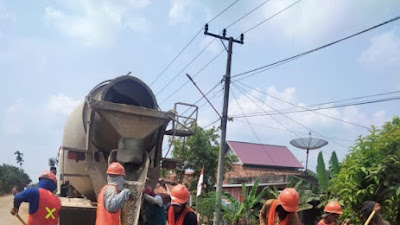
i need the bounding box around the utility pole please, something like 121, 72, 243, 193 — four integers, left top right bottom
204, 24, 243, 225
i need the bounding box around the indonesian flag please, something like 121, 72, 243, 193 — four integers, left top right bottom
196, 166, 204, 197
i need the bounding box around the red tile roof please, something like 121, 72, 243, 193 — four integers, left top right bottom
227, 141, 303, 169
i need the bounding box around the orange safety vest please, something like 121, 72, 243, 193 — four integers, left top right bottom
27, 188, 61, 225
96, 184, 121, 225
267, 199, 290, 225
167, 205, 194, 225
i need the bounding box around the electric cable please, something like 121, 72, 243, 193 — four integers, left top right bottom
230, 96, 400, 118
149, 0, 240, 87
235, 81, 370, 129
233, 83, 348, 148
232, 15, 400, 80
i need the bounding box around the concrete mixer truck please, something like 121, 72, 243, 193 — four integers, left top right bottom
55, 75, 197, 225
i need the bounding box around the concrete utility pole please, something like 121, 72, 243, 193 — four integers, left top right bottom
204, 24, 243, 225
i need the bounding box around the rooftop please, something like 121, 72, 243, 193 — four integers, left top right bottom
227, 141, 303, 169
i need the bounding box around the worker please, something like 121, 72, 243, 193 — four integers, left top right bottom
360, 201, 390, 225
317, 201, 350, 225
95, 162, 132, 225
166, 184, 197, 225
11, 171, 61, 225
259, 188, 301, 225
143, 185, 166, 225
12, 186, 18, 196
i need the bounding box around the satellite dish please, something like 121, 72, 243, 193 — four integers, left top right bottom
290, 133, 328, 171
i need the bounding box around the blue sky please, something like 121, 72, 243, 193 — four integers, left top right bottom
0, 0, 399, 181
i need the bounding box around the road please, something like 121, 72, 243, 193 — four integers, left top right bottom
0, 195, 29, 225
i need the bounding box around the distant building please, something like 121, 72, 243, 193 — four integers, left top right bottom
223, 141, 304, 201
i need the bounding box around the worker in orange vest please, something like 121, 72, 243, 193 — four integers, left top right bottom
11, 171, 61, 225
166, 184, 197, 225
317, 201, 350, 225
95, 162, 132, 225
259, 188, 301, 225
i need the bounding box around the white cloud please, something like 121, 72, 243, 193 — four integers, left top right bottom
359, 28, 400, 70
228, 85, 389, 139
47, 94, 82, 116
222, 85, 391, 171
44, 0, 150, 47
168, 0, 192, 25
261, 0, 400, 43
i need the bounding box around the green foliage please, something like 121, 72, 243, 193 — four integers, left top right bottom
222, 180, 268, 225
0, 164, 31, 195
196, 191, 216, 225
316, 152, 329, 192
329, 151, 340, 178
330, 116, 400, 224
171, 125, 238, 192
14, 150, 24, 169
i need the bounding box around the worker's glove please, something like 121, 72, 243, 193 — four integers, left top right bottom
121, 189, 132, 201
10, 207, 19, 215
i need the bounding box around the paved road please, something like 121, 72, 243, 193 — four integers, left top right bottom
0, 195, 29, 225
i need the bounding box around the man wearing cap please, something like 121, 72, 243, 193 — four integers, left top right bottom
317, 201, 350, 225
166, 184, 197, 225
259, 188, 301, 225
96, 162, 132, 225
11, 170, 61, 225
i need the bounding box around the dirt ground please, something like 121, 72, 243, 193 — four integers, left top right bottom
0, 195, 29, 225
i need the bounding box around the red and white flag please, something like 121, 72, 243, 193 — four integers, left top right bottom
196, 166, 204, 197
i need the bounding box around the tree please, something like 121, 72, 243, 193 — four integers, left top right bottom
171, 125, 238, 192
14, 150, 24, 169
330, 116, 400, 224
0, 164, 31, 194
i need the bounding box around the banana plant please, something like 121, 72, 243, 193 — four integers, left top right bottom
222, 180, 268, 225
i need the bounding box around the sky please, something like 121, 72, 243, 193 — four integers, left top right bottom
0, 0, 399, 182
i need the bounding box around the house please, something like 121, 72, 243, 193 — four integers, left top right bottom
224, 141, 304, 201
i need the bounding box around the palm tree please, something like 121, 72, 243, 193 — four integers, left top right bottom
14, 150, 24, 169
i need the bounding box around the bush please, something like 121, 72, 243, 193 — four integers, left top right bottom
0, 164, 31, 195
196, 192, 216, 225
330, 116, 400, 224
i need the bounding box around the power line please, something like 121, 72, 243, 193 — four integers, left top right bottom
231, 84, 303, 138
159, 0, 302, 106
155, 37, 219, 96
306, 90, 400, 108
158, 49, 225, 105
226, 0, 271, 29
204, 118, 221, 129
157, 0, 277, 103
235, 81, 370, 129
232, 15, 400, 80
233, 83, 348, 148
231, 87, 277, 164
233, 119, 355, 142
243, 0, 301, 34
230, 96, 400, 118
149, 0, 240, 87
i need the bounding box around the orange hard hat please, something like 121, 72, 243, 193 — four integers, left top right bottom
107, 162, 126, 176
170, 184, 190, 204
278, 188, 299, 212
39, 170, 57, 184
324, 201, 343, 214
